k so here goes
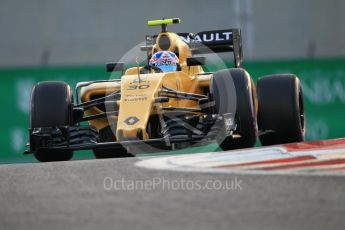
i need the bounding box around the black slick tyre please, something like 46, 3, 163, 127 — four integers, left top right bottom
210, 69, 257, 150
30, 81, 74, 162
257, 74, 305, 145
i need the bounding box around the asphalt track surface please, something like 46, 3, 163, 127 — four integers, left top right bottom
1, 156, 345, 230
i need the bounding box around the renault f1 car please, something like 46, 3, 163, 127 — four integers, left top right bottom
26, 18, 305, 162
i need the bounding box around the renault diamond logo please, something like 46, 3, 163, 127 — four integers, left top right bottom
124, 116, 139, 125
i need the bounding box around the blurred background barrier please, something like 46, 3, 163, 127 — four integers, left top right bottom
1, 58, 345, 161
1, 0, 345, 67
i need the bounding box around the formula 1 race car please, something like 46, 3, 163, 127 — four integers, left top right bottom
26, 18, 305, 162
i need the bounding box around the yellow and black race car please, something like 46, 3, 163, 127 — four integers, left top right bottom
26, 18, 305, 162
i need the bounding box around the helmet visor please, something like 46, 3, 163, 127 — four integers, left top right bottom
155, 64, 178, 72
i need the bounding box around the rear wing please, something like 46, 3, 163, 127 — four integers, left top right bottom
142, 28, 243, 68
178, 29, 243, 68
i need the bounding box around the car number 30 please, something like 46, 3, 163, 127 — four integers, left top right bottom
127, 85, 150, 90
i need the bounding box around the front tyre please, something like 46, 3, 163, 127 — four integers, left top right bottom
210, 69, 258, 150
30, 81, 74, 162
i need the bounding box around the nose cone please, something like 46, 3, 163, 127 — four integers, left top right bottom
116, 73, 165, 141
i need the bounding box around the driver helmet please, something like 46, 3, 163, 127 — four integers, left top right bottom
149, 51, 179, 72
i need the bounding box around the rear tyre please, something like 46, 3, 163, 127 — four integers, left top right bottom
257, 74, 305, 145
30, 81, 74, 162
93, 126, 133, 158
210, 69, 257, 150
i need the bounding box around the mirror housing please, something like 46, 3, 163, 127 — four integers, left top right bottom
186, 57, 206, 67
106, 62, 125, 72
